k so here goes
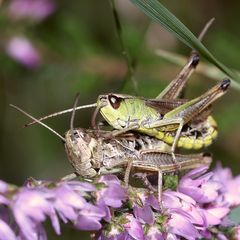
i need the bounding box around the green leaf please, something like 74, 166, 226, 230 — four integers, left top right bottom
130, 0, 240, 89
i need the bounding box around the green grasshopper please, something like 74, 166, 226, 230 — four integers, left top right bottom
94, 78, 230, 158
10, 102, 212, 204
89, 20, 225, 157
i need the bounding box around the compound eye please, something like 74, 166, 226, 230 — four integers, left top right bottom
108, 95, 122, 109
70, 131, 79, 141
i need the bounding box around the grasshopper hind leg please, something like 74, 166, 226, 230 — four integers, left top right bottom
157, 52, 200, 100
157, 19, 214, 100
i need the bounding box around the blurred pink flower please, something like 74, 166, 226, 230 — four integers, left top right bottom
6, 36, 41, 69
0, 218, 17, 240
8, 0, 55, 22
213, 163, 240, 207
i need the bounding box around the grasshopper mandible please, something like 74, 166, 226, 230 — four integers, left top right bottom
10, 101, 212, 203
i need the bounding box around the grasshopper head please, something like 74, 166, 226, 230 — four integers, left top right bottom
97, 94, 135, 129
97, 93, 151, 130
64, 128, 98, 178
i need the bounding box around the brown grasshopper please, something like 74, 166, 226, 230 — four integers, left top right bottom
64, 127, 212, 202
10, 101, 212, 203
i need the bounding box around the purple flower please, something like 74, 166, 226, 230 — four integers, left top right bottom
53, 181, 106, 231
66, 181, 97, 192
0, 219, 17, 240
167, 210, 200, 240
12, 188, 58, 240
163, 191, 205, 226
0, 181, 8, 193
0, 164, 240, 239
53, 183, 86, 223
97, 175, 127, 208
202, 207, 230, 225
75, 203, 105, 231
133, 204, 154, 225
5, 36, 41, 69
178, 166, 221, 203
8, 0, 56, 22
213, 163, 240, 207
124, 214, 144, 240
0, 176, 129, 239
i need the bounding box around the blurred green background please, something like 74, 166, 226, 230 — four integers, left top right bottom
0, 0, 240, 238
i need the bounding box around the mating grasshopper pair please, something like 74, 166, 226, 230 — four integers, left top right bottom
24, 58, 229, 157
94, 77, 229, 157
11, 59, 227, 203
11, 22, 230, 203
11, 102, 212, 204
25, 55, 230, 158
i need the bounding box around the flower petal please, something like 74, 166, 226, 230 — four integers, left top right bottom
124, 215, 144, 240
168, 212, 199, 240
75, 215, 102, 231
133, 205, 154, 225
0, 219, 17, 240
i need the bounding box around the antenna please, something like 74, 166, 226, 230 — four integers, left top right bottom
24, 102, 97, 127
10, 104, 66, 142
70, 93, 80, 132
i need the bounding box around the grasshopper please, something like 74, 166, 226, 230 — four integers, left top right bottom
90, 20, 231, 158
89, 20, 228, 158
10, 101, 212, 203
64, 127, 212, 203
93, 78, 230, 158
22, 21, 226, 159
22, 53, 224, 155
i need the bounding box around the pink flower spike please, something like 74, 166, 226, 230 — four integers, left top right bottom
8, 0, 56, 22
6, 36, 41, 69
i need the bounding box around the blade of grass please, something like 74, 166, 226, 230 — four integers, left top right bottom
130, 0, 240, 88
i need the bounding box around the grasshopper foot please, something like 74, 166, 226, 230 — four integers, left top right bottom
171, 152, 182, 171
